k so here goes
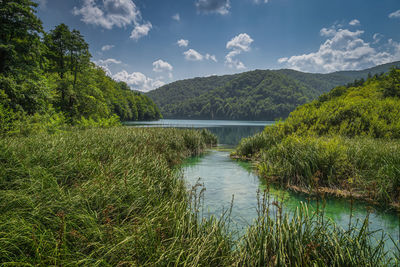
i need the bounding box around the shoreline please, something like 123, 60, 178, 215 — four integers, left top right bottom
230, 154, 400, 211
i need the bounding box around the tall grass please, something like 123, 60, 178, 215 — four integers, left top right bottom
235, 193, 394, 266
255, 135, 400, 205
0, 127, 231, 265
0, 127, 398, 265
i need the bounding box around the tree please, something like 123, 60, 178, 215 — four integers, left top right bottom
0, 0, 43, 75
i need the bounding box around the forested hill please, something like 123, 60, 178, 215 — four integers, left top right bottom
147, 62, 400, 120
0, 1, 161, 135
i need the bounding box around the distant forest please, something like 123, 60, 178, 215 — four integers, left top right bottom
147, 62, 400, 120
0, 0, 161, 135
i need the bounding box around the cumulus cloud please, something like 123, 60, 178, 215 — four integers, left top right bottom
253, 0, 269, 3
73, 0, 151, 41
152, 59, 173, 73
130, 22, 152, 41
195, 0, 230, 15
73, 0, 140, 29
94, 58, 122, 75
172, 13, 180, 21
184, 49, 204, 61
183, 49, 217, 62
101, 44, 115, 51
278, 26, 400, 73
320, 27, 337, 37
112, 70, 165, 92
349, 19, 360, 26
177, 39, 189, 47
225, 33, 253, 69
226, 33, 253, 51
389, 10, 400, 19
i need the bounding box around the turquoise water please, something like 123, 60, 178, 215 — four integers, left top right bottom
128, 119, 399, 251
125, 119, 274, 146
182, 151, 399, 244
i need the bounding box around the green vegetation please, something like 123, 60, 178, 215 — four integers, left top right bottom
147, 62, 400, 120
0, 1, 161, 136
0, 127, 221, 265
234, 68, 400, 205
1, 127, 397, 266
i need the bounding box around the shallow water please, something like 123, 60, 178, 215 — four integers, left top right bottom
128, 119, 399, 250
182, 151, 399, 242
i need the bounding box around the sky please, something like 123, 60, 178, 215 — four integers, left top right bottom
35, 0, 400, 92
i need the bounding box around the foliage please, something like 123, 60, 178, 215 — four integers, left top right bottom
234, 69, 400, 204
147, 62, 400, 120
235, 200, 393, 266
257, 135, 400, 204
0, 127, 397, 266
0, 1, 161, 136
282, 68, 400, 138
75, 114, 121, 129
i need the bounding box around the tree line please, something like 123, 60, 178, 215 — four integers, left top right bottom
0, 0, 161, 135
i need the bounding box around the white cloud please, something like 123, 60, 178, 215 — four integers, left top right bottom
226, 33, 254, 51
112, 70, 165, 92
278, 26, 400, 73
225, 33, 253, 69
101, 45, 115, 51
177, 39, 189, 47
320, 27, 337, 37
349, 19, 360, 26
130, 22, 152, 41
225, 50, 246, 69
196, 0, 230, 15
96, 58, 122, 65
152, 59, 173, 72
184, 49, 204, 61
94, 58, 122, 75
205, 53, 217, 62
389, 10, 400, 19
72, 0, 140, 29
73, 0, 152, 41
172, 13, 180, 21
253, 0, 269, 3
183, 49, 217, 62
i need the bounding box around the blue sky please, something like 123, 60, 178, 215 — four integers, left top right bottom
36, 0, 400, 91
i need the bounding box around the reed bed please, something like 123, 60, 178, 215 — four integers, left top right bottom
0, 127, 398, 266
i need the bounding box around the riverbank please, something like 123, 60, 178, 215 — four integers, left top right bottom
1, 127, 398, 265
233, 133, 400, 209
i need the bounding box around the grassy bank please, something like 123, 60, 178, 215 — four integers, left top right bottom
0, 127, 398, 265
0, 127, 227, 265
233, 69, 400, 207
236, 132, 400, 206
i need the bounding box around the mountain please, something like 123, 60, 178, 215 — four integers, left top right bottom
147, 61, 400, 120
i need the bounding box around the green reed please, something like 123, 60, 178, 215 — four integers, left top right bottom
0, 127, 398, 266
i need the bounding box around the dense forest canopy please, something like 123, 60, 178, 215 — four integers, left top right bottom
0, 0, 161, 135
147, 62, 400, 120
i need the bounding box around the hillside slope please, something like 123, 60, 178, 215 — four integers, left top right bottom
147, 61, 400, 120
234, 68, 400, 205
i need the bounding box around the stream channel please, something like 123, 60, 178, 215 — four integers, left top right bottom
127, 119, 399, 251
